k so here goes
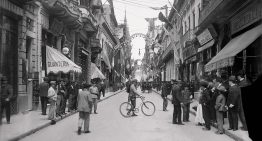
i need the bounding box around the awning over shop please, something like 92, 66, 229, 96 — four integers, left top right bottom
101, 48, 111, 71
198, 39, 215, 52
91, 63, 106, 79
205, 24, 262, 72
46, 46, 82, 74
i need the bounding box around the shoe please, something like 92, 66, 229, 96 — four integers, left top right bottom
84, 131, 91, 133
94, 112, 98, 114
50, 120, 56, 125
233, 128, 238, 131
240, 127, 247, 131
7, 121, 11, 124
77, 128, 81, 135
132, 114, 138, 116
202, 127, 210, 131
215, 131, 224, 134
173, 122, 178, 124
177, 122, 184, 125
42, 113, 47, 115
228, 128, 233, 130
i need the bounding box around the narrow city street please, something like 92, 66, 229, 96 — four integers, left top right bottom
21, 89, 233, 141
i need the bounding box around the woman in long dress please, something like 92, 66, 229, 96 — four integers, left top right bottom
194, 88, 205, 126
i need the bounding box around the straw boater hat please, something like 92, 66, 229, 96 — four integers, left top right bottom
50, 81, 56, 85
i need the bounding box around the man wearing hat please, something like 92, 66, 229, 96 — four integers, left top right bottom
128, 79, 142, 116
199, 80, 212, 131
39, 77, 49, 115
0, 76, 13, 124
236, 71, 250, 131
227, 75, 241, 131
171, 79, 184, 125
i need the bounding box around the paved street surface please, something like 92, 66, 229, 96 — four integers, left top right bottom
21, 89, 234, 141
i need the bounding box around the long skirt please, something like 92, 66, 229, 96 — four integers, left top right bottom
48, 99, 56, 120
194, 104, 205, 124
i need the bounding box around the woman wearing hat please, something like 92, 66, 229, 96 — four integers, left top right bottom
214, 86, 227, 134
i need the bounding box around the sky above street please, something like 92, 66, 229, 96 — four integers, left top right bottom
102, 0, 174, 60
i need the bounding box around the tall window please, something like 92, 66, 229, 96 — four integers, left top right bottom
188, 16, 191, 31
198, 4, 201, 18
192, 10, 195, 28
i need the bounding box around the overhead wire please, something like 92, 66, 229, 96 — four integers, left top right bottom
114, 0, 152, 9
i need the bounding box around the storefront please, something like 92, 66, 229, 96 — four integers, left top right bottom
0, 8, 19, 114
182, 39, 199, 82
196, 25, 218, 79
205, 0, 262, 82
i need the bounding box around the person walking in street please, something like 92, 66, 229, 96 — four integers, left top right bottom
39, 77, 49, 115
89, 81, 99, 114
96, 80, 102, 100
226, 75, 241, 131
99, 80, 106, 98
77, 83, 93, 135
161, 81, 170, 111
200, 80, 212, 131
67, 81, 75, 112
128, 79, 142, 116
237, 71, 250, 131
171, 79, 184, 125
56, 80, 66, 116
47, 81, 57, 125
181, 85, 192, 122
214, 86, 227, 134
0, 76, 13, 124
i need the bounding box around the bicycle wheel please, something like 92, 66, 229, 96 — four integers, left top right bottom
119, 102, 132, 118
141, 101, 155, 116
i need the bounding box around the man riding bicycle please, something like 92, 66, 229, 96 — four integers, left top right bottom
128, 79, 142, 116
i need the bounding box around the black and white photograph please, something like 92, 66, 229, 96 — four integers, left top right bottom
0, 0, 261, 141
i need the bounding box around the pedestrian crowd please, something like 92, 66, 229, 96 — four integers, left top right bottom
161, 70, 250, 135
1, 76, 107, 135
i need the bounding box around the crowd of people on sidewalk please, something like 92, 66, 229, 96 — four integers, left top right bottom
160, 70, 250, 135
0, 76, 106, 135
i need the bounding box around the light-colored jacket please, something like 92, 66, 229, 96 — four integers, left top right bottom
89, 85, 98, 99
215, 94, 226, 112
77, 89, 92, 112
48, 87, 57, 101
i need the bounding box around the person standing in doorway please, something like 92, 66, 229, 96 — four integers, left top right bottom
237, 71, 250, 131
47, 81, 57, 125
0, 76, 13, 124
39, 77, 49, 115
171, 79, 184, 125
227, 76, 241, 131
77, 83, 92, 135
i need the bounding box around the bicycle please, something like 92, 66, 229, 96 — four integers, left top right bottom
119, 95, 156, 117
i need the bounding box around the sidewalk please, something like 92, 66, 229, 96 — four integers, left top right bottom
153, 89, 252, 141
0, 89, 124, 141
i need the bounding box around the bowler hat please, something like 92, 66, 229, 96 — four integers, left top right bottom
217, 85, 226, 92
228, 75, 236, 82
50, 81, 56, 85
200, 81, 208, 88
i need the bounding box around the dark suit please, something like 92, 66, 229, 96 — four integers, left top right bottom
227, 84, 241, 130
171, 84, 183, 124
39, 81, 49, 115
0, 84, 13, 123
201, 88, 212, 129
238, 79, 250, 130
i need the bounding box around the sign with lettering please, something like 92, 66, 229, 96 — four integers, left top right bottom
47, 61, 69, 68
182, 44, 197, 61
197, 28, 213, 46
230, 2, 262, 34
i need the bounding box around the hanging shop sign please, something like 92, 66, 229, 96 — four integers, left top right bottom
230, 2, 262, 34
197, 25, 217, 46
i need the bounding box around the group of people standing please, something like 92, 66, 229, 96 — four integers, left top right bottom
194, 72, 249, 135
39, 77, 106, 135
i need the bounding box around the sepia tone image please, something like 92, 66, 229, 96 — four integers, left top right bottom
0, 0, 261, 141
